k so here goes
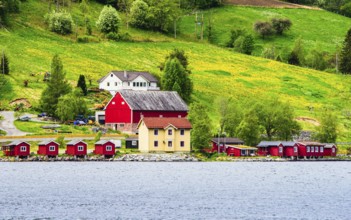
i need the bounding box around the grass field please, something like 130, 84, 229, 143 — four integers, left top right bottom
179, 5, 351, 55
1, 0, 351, 143
14, 121, 94, 134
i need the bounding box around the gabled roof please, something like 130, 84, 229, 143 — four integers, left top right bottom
300, 142, 324, 146
211, 138, 244, 145
117, 90, 188, 111
140, 117, 192, 129
323, 143, 336, 148
227, 145, 257, 150
95, 140, 114, 145
281, 141, 297, 147
257, 141, 282, 147
3, 141, 29, 146
98, 71, 158, 83
38, 140, 58, 146
66, 140, 86, 145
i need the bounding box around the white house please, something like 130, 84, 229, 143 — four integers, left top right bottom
98, 71, 160, 95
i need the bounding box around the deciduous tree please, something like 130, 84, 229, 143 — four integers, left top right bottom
316, 110, 338, 143
340, 27, 351, 74
236, 109, 261, 146
96, 5, 121, 34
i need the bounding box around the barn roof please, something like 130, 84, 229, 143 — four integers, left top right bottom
66, 140, 86, 145
98, 71, 158, 83
118, 90, 188, 111
38, 140, 58, 145
257, 141, 282, 147
140, 117, 192, 129
212, 138, 244, 145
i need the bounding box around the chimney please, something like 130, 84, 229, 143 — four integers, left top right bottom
124, 70, 127, 78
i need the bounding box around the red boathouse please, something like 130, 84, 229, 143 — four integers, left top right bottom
281, 142, 299, 158
104, 90, 188, 133
226, 145, 257, 157
2, 141, 30, 157
65, 140, 87, 157
324, 144, 337, 157
37, 140, 59, 157
211, 138, 244, 153
256, 141, 283, 156
300, 142, 325, 158
94, 140, 116, 157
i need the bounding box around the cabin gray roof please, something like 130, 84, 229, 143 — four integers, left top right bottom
119, 90, 188, 111
38, 140, 57, 145
212, 138, 244, 144
126, 137, 138, 141
95, 140, 114, 145
257, 141, 282, 147
98, 71, 158, 83
66, 140, 86, 145
281, 141, 297, 147
323, 143, 336, 148
4, 140, 27, 146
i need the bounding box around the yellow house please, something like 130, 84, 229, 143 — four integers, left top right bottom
137, 117, 192, 153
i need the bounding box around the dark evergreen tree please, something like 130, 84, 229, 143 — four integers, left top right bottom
241, 34, 255, 55
0, 51, 9, 75
40, 54, 71, 117
340, 27, 351, 74
77, 75, 88, 96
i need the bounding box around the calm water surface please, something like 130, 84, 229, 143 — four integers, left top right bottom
0, 162, 350, 219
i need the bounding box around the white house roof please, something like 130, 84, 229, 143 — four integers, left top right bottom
98, 71, 158, 83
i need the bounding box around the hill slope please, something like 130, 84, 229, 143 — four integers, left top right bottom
1, 0, 351, 143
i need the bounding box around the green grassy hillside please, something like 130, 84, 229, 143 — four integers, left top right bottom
1, 0, 351, 144
179, 6, 351, 55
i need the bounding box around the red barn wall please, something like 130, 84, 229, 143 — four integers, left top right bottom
14, 143, 30, 157
38, 142, 59, 156
105, 93, 132, 124
94, 142, 115, 156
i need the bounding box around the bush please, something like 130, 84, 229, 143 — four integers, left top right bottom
55, 136, 66, 149
130, 0, 149, 29
96, 5, 121, 34
234, 34, 255, 55
77, 35, 100, 43
45, 11, 74, 35
254, 21, 274, 38
106, 32, 132, 42
226, 29, 246, 48
271, 18, 292, 35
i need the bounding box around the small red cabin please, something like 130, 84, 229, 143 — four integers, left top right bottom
324, 144, 337, 157
94, 140, 116, 157
2, 141, 30, 157
226, 145, 257, 157
37, 140, 59, 157
65, 140, 87, 157
211, 138, 244, 153
281, 141, 299, 158
257, 141, 283, 157
300, 142, 325, 158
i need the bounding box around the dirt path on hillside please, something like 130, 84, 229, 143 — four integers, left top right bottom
0, 111, 28, 136
225, 0, 318, 9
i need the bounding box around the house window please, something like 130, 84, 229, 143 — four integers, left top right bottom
143, 82, 146, 87
20, 146, 27, 152
332, 148, 336, 153
307, 146, 310, 152
106, 145, 112, 151
180, 141, 184, 147
154, 129, 158, 136
168, 129, 172, 135
110, 74, 113, 77
279, 147, 283, 153
320, 147, 324, 153
49, 146, 55, 151
107, 82, 110, 86
311, 147, 314, 153
78, 145, 84, 151
119, 123, 124, 128
132, 141, 137, 146
115, 82, 117, 86
249, 150, 255, 155
133, 82, 136, 87
241, 150, 246, 156
315, 147, 319, 153
180, 129, 185, 136
294, 146, 298, 153
168, 141, 172, 147
154, 141, 158, 147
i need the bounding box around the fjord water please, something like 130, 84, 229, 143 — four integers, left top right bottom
0, 162, 350, 219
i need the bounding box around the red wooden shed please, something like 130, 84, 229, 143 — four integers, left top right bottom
37, 140, 59, 157
104, 90, 188, 133
93, 140, 116, 157
257, 141, 283, 157
65, 140, 87, 157
300, 142, 325, 158
211, 138, 244, 153
281, 141, 299, 158
324, 144, 337, 157
2, 141, 30, 157
226, 145, 257, 157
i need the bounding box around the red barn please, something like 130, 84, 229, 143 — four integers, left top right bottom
211, 138, 244, 153
37, 140, 59, 157
104, 91, 188, 133
324, 144, 337, 157
94, 140, 116, 157
300, 142, 325, 158
281, 141, 299, 158
226, 145, 257, 157
65, 140, 87, 157
257, 141, 284, 157
2, 141, 30, 157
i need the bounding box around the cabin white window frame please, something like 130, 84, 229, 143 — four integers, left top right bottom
311, 146, 314, 153
78, 145, 84, 151
241, 150, 247, 156
294, 146, 298, 153
320, 147, 324, 153
307, 146, 310, 152
315, 146, 319, 153
20, 146, 27, 152
332, 148, 336, 153
49, 145, 55, 151
106, 145, 113, 151
279, 146, 283, 153
132, 141, 137, 146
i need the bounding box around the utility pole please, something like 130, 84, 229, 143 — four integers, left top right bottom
201, 13, 204, 40
195, 12, 198, 39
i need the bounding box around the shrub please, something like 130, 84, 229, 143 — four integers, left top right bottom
55, 136, 66, 149
226, 29, 246, 48
96, 5, 121, 34
254, 21, 274, 38
271, 18, 292, 35
106, 32, 132, 42
130, 0, 149, 29
45, 11, 74, 35
234, 34, 255, 55
77, 35, 100, 43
